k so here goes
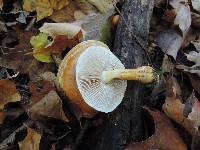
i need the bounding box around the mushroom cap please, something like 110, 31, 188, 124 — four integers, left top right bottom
76, 46, 127, 113
58, 40, 109, 117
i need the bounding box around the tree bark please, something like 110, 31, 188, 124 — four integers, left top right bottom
99, 0, 154, 149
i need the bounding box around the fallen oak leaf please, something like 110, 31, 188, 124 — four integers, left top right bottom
125, 108, 187, 150
163, 77, 200, 136
18, 126, 41, 150
0, 79, 21, 109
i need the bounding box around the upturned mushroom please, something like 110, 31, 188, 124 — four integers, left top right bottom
58, 40, 156, 117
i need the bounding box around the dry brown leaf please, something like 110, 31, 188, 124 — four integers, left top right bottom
0, 79, 21, 109
125, 108, 187, 150
49, 1, 86, 22
34, 31, 83, 56
170, 0, 191, 35
28, 80, 55, 104
155, 30, 183, 59
19, 127, 41, 150
27, 81, 68, 122
174, 4, 191, 35
49, 0, 118, 22
163, 77, 200, 135
23, 0, 70, 21
28, 90, 69, 122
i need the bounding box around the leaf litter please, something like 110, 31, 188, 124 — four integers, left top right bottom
0, 0, 200, 149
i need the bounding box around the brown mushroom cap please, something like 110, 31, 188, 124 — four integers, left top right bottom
76, 46, 127, 112
58, 40, 109, 117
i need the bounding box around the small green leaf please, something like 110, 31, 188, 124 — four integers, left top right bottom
30, 33, 52, 63
32, 50, 53, 63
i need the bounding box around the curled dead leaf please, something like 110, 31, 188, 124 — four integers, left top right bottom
125, 108, 187, 150
39, 23, 85, 38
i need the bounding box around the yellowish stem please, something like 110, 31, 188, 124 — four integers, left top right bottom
101, 66, 156, 84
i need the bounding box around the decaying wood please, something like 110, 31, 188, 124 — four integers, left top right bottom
99, 0, 154, 149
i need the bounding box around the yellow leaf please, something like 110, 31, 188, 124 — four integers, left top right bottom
30, 33, 53, 63
23, 0, 69, 21
19, 127, 41, 150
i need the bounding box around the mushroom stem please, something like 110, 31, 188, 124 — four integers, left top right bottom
101, 66, 156, 84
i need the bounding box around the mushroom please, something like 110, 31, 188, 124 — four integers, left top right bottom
58, 40, 156, 117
